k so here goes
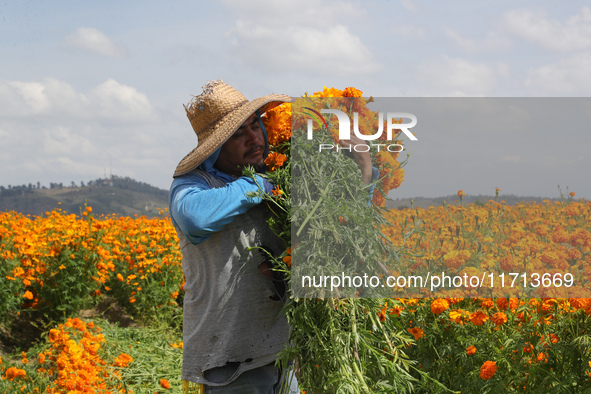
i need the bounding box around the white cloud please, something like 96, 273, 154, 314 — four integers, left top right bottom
503, 6, 591, 51
219, 0, 380, 77
228, 22, 381, 77
400, 0, 421, 13
417, 56, 507, 96
443, 27, 510, 53
89, 79, 154, 121
0, 78, 154, 121
42, 126, 95, 156
63, 27, 127, 57
525, 52, 591, 95
219, 0, 361, 26
8, 81, 50, 113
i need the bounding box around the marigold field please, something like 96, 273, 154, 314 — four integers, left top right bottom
1, 194, 590, 393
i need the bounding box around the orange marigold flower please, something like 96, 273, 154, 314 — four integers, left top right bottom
283, 248, 292, 267
117, 273, 124, 282
48, 329, 60, 342
377, 304, 388, 322
114, 353, 133, 368
160, 378, 171, 390
23, 290, 34, 300
470, 310, 489, 326
271, 187, 283, 197
343, 87, 363, 97
480, 298, 495, 309
5, 367, 26, 381
466, 345, 477, 356
480, 361, 497, 380
264, 152, 287, 172
389, 305, 404, 317
407, 327, 424, 340
570, 191, 576, 197
430, 298, 450, 315
457, 190, 465, 198
492, 312, 507, 326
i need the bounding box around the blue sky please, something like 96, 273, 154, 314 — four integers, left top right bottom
1, 0, 590, 199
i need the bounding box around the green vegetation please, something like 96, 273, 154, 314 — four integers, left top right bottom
0, 175, 169, 218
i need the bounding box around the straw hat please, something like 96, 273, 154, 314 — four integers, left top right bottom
173, 80, 290, 177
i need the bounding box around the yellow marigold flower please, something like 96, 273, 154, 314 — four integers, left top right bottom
170, 341, 184, 349
480, 361, 497, 380
312, 86, 344, 97
449, 309, 467, 324
466, 345, 477, 355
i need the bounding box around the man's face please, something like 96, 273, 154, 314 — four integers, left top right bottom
215, 113, 265, 177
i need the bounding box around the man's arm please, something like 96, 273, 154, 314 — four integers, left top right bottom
170, 172, 272, 244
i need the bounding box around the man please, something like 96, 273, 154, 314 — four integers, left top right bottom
170, 81, 374, 393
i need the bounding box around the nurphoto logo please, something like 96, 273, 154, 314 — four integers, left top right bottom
304, 107, 418, 153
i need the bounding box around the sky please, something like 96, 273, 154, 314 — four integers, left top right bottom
1, 0, 590, 199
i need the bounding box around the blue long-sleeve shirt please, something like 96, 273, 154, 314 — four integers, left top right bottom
170, 171, 273, 244
170, 164, 379, 245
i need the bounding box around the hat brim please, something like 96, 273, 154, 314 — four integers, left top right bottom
173, 93, 291, 178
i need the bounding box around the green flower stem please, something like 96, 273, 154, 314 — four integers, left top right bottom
295, 171, 335, 238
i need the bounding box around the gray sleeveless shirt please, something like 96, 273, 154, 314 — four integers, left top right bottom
177, 169, 288, 386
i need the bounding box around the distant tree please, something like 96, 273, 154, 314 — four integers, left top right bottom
81, 181, 85, 187
37, 181, 41, 189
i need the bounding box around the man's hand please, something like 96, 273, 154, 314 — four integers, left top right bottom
338, 134, 373, 185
